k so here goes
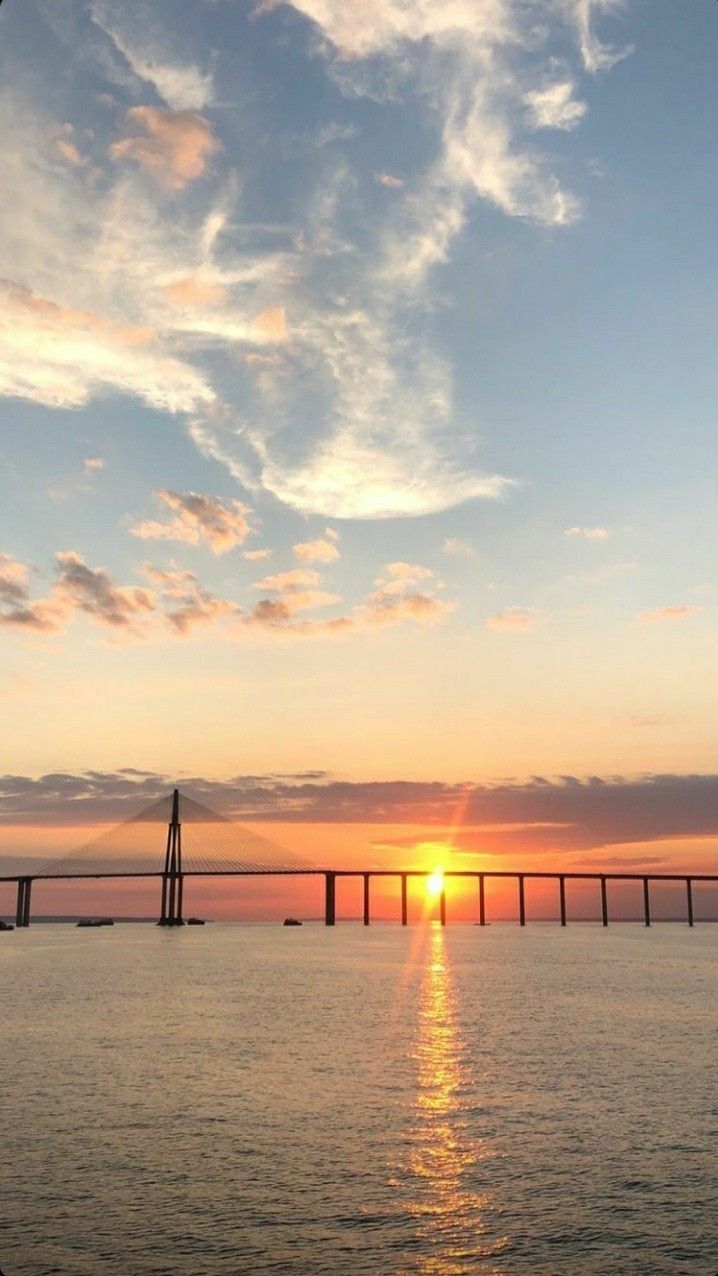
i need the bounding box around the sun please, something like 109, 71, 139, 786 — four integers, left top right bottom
426, 870, 445, 899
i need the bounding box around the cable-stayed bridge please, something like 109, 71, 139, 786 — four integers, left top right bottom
2, 788, 716, 928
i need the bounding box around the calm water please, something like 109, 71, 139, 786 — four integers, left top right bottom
1, 923, 716, 1274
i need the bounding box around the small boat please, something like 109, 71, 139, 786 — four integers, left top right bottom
186, 917, 205, 926
77, 917, 114, 927
0, 919, 14, 932
283, 917, 302, 927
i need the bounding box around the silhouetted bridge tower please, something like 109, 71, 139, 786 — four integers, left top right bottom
160, 787, 183, 926
1, 788, 716, 928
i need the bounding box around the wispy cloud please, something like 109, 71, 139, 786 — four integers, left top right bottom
91, 4, 214, 111
0, 1, 629, 520
487, 606, 534, 632
637, 605, 701, 625
441, 537, 474, 558
565, 525, 609, 540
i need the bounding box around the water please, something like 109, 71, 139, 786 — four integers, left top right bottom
1, 924, 716, 1274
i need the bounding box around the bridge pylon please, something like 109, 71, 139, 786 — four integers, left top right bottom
158, 788, 184, 926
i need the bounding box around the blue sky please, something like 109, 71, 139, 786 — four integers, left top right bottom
0, 1, 717, 838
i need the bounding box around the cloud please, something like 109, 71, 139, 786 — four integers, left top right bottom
56, 138, 83, 166
130, 490, 253, 554
84, 457, 105, 472
565, 0, 633, 74
293, 535, 340, 564
487, 606, 534, 632
0, 553, 65, 633
53, 551, 155, 631
0, 554, 31, 608
109, 106, 221, 190
253, 567, 321, 592
526, 81, 587, 131
441, 537, 474, 558
0, 280, 212, 414
374, 171, 404, 189
91, 6, 214, 110
242, 548, 272, 562
0, 550, 156, 636
363, 592, 452, 626
162, 276, 228, 308
363, 560, 452, 626
637, 605, 701, 625
141, 563, 240, 634
565, 525, 609, 540
2, 772, 718, 862
0, 4, 629, 521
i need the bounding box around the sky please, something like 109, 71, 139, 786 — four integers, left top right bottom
0, 0, 717, 915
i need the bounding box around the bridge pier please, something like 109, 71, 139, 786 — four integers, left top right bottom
158, 789, 184, 925
643, 877, 651, 927
686, 877, 694, 927
324, 871, 336, 926
518, 874, 526, 926
363, 873, 370, 926
401, 873, 407, 925
439, 888, 446, 926
478, 873, 486, 926
559, 875, 566, 926
600, 876, 609, 927
15, 877, 32, 927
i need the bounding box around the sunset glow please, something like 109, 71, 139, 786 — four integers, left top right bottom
426, 872, 445, 900
0, 0, 716, 908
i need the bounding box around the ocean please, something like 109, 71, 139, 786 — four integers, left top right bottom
2, 923, 716, 1274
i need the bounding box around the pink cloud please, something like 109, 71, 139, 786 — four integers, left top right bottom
637, 605, 701, 625
162, 275, 228, 307
130, 490, 253, 554
109, 106, 220, 190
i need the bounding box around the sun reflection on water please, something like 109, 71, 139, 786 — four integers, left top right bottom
400, 925, 506, 1272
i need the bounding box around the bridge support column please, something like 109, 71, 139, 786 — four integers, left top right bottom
518, 875, 526, 926
559, 875, 566, 927
15, 878, 25, 927
478, 874, 486, 926
167, 871, 177, 924
15, 878, 32, 928
158, 789, 184, 925
159, 874, 168, 925
686, 877, 694, 927
324, 872, 336, 926
401, 874, 407, 926
363, 874, 370, 926
439, 888, 446, 927
600, 876, 609, 927
643, 877, 651, 927
23, 878, 32, 927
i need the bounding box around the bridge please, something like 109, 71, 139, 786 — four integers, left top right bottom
2, 789, 716, 928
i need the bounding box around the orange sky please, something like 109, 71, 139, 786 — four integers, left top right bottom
1, 818, 715, 922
